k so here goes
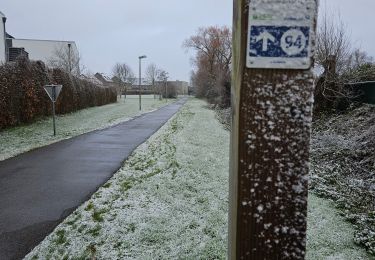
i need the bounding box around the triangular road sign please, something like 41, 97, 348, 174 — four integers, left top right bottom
44, 85, 63, 102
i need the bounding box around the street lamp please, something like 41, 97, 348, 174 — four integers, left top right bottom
67, 43, 72, 74
138, 55, 147, 110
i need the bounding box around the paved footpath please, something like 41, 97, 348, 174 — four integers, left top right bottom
0, 98, 186, 260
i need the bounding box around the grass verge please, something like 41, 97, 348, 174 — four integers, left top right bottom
25, 99, 372, 259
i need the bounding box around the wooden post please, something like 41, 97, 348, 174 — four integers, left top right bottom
229, 1, 318, 259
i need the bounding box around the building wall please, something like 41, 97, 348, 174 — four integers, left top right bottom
10, 39, 78, 64
168, 80, 189, 95
0, 12, 6, 63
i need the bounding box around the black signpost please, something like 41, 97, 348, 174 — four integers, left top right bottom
43, 85, 63, 136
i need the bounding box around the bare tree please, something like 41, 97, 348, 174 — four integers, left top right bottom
145, 63, 159, 99
48, 44, 83, 76
316, 12, 352, 75
157, 69, 168, 99
112, 63, 134, 99
183, 26, 232, 107
314, 12, 375, 114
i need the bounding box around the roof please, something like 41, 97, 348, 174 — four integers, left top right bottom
80, 74, 104, 86
12, 38, 76, 45
6, 33, 14, 39
101, 74, 113, 82
94, 73, 115, 84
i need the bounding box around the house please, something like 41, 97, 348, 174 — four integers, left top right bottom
1, 11, 7, 63
94, 73, 116, 87
130, 78, 153, 91
0, 11, 79, 67
79, 74, 104, 86
93, 71, 189, 96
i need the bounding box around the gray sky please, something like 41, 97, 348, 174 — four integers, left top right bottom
320, 0, 375, 58
1, 0, 374, 81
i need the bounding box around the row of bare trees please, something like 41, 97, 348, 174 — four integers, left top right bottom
46, 45, 172, 100
111, 62, 170, 99
146, 65, 172, 98
144, 63, 170, 99
112, 63, 135, 98
185, 18, 373, 113
184, 26, 232, 108
20, 43, 177, 102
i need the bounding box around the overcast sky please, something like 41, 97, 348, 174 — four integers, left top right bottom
1, 0, 374, 81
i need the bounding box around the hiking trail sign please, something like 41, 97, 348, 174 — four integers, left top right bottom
246, 0, 316, 69
43, 85, 63, 136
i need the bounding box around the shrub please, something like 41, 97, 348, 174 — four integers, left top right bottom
0, 57, 117, 129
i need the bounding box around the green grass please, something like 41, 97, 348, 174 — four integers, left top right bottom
306, 193, 372, 259
120, 179, 134, 192
24, 98, 371, 260
102, 182, 111, 188
54, 230, 67, 245
87, 225, 102, 237
84, 202, 94, 211
92, 209, 106, 222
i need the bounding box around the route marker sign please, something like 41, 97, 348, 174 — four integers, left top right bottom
230, 0, 318, 259
246, 0, 317, 69
43, 85, 63, 136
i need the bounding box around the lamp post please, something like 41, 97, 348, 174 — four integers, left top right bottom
2, 16, 8, 62
138, 55, 147, 110
67, 43, 72, 74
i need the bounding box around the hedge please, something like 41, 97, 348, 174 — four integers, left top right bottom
0, 57, 117, 129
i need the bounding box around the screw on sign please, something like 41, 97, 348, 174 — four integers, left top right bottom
43, 85, 63, 136
229, 0, 317, 259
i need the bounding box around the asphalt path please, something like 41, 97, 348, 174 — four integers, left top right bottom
0, 98, 186, 260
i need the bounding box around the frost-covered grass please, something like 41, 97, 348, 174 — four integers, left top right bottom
25, 98, 228, 259
215, 102, 375, 256
25, 99, 371, 259
310, 104, 375, 255
306, 193, 371, 259
0, 95, 174, 161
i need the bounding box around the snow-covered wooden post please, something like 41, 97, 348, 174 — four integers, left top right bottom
229, 0, 318, 259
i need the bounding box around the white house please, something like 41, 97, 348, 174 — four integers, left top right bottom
0, 11, 79, 66
0, 11, 7, 63
10, 39, 78, 64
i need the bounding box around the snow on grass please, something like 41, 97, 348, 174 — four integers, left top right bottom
0, 95, 174, 161
24, 98, 371, 259
306, 193, 372, 259
25, 98, 228, 259
310, 104, 375, 255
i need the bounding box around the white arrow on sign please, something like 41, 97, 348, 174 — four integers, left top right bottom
44, 85, 63, 102
256, 31, 276, 52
